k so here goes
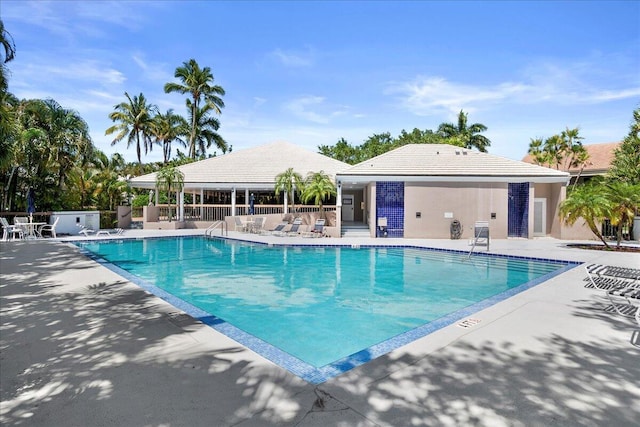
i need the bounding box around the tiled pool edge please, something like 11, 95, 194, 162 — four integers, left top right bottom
71, 240, 582, 384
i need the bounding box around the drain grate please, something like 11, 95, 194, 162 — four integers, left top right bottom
457, 318, 481, 328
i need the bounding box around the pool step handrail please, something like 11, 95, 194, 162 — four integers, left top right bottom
205, 220, 227, 237
468, 221, 489, 258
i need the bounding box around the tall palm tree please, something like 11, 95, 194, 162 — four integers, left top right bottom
274, 167, 303, 213
152, 109, 188, 164
105, 92, 157, 172
164, 59, 226, 159
559, 182, 612, 249
155, 165, 185, 222
188, 103, 227, 158
300, 171, 336, 219
437, 110, 491, 152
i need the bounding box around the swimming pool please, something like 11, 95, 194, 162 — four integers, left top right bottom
76, 236, 578, 383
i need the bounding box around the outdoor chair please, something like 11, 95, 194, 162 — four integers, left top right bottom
250, 217, 265, 234
275, 217, 303, 236
607, 285, 640, 323
38, 217, 59, 238
1, 217, 24, 241
96, 228, 124, 237
263, 222, 288, 235
77, 224, 96, 237
585, 263, 640, 283
234, 217, 247, 232
302, 219, 326, 238
584, 263, 639, 291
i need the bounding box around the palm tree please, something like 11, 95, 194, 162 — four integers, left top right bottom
0, 19, 16, 91
274, 167, 303, 213
559, 182, 612, 249
300, 171, 336, 219
152, 109, 188, 164
155, 166, 185, 222
605, 182, 640, 247
188, 103, 227, 158
437, 110, 491, 152
105, 92, 157, 172
164, 59, 226, 159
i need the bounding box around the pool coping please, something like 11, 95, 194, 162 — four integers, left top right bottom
72, 236, 582, 384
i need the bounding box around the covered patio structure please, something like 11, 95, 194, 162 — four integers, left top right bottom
128, 141, 350, 230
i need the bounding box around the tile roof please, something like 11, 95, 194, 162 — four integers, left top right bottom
129, 141, 350, 189
521, 142, 621, 175
338, 144, 570, 182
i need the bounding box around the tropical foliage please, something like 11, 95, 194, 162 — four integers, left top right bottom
155, 166, 185, 222
164, 59, 227, 159
105, 92, 157, 171
528, 127, 590, 188
300, 171, 337, 218
559, 110, 640, 248
319, 112, 487, 164
274, 168, 303, 212
437, 110, 491, 152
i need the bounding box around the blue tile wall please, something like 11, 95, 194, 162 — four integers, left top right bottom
376, 182, 404, 237
508, 182, 529, 238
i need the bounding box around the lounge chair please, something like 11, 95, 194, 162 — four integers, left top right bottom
38, 217, 59, 238
275, 217, 303, 236
263, 222, 288, 235
77, 224, 96, 237
96, 228, 124, 237
302, 219, 326, 238
607, 285, 640, 322
1, 217, 24, 241
585, 263, 639, 291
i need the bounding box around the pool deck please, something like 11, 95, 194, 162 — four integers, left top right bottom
1, 231, 639, 426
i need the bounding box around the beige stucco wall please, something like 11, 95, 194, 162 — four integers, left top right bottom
403, 182, 509, 239
531, 183, 565, 238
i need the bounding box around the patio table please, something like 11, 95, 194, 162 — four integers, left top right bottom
18, 222, 46, 239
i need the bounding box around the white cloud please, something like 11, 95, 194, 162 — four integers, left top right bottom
284, 96, 330, 124
387, 60, 640, 117
269, 48, 314, 67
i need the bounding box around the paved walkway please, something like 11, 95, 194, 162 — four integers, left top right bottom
1, 232, 639, 426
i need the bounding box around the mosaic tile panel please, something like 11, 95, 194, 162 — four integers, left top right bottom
376, 181, 404, 237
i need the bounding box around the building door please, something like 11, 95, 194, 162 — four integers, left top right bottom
341, 194, 355, 222
533, 198, 546, 236
508, 182, 529, 238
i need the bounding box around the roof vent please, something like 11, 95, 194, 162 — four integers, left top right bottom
462, 151, 468, 155
455, 149, 461, 155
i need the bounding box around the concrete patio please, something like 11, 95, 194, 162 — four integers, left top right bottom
1, 231, 639, 426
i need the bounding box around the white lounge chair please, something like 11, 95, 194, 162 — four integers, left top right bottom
77, 224, 96, 237
263, 222, 288, 235
584, 263, 639, 291
38, 217, 59, 238
96, 228, 124, 237
1, 217, 24, 241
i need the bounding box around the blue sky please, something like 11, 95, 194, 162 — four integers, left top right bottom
3, 1, 639, 163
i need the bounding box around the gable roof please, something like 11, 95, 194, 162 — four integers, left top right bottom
337, 144, 569, 183
521, 142, 621, 176
129, 141, 350, 190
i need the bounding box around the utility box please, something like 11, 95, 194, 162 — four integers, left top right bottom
50, 211, 100, 235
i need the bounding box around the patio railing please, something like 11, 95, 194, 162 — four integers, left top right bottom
154, 204, 336, 222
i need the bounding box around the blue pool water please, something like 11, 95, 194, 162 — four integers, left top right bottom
76, 237, 577, 382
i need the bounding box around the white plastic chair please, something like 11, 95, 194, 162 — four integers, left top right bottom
39, 217, 59, 238
1, 217, 24, 241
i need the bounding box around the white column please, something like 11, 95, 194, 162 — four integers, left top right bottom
245, 188, 249, 215
178, 190, 184, 222
231, 188, 236, 216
